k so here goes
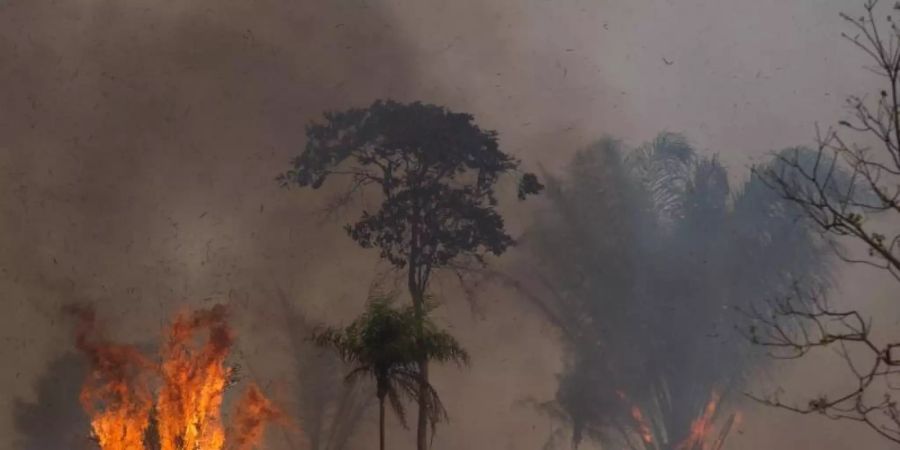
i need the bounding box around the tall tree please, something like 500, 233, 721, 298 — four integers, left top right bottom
749, 1, 900, 445
517, 135, 829, 449
279, 99, 542, 448
312, 296, 468, 450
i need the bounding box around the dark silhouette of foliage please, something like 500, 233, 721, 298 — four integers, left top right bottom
517, 134, 830, 449
279, 99, 541, 449
270, 287, 372, 450
278, 99, 542, 272
312, 296, 468, 450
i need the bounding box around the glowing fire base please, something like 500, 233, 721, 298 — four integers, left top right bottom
70, 304, 287, 450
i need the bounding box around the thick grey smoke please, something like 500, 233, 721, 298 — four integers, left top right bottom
0, 1, 420, 448
517, 134, 835, 449
0, 0, 891, 449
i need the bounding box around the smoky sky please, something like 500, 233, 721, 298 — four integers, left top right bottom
0, 0, 891, 449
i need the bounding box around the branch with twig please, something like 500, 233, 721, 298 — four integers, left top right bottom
745, 284, 900, 444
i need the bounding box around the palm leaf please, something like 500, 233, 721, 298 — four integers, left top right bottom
311, 293, 469, 438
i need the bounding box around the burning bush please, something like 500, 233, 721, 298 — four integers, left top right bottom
68, 304, 290, 450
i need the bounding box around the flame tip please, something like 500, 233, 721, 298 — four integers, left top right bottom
76, 305, 289, 450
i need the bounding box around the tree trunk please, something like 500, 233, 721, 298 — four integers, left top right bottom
416, 360, 429, 450
406, 246, 431, 450
379, 396, 386, 450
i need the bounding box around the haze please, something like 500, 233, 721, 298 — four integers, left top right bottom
0, 1, 891, 449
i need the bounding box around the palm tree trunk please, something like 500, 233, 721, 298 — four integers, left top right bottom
416, 360, 429, 450
379, 397, 386, 450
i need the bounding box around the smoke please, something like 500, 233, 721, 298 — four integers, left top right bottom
0, 0, 419, 447
0, 0, 892, 449
12, 352, 92, 450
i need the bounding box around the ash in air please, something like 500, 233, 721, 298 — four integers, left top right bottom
3, 1, 898, 450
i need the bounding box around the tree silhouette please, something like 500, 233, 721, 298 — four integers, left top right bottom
516, 135, 829, 449
312, 296, 468, 450
279, 99, 541, 449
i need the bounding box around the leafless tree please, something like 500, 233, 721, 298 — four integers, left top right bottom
750, 1, 900, 445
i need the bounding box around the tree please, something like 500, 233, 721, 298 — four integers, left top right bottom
279, 99, 542, 449
312, 296, 468, 450
514, 135, 829, 449
749, 0, 900, 445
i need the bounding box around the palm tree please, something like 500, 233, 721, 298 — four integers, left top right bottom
520, 134, 831, 449
312, 296, 469, 450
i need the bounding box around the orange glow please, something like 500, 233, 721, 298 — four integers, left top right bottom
630, 405, 654, 445
676, 391, 726, 450
614, 388, 739, 450
71, 304, 287, 450
229, 384, 289, 450
616, 389, 654, 445
70, 305, 154, 450
156, 306, 232, 450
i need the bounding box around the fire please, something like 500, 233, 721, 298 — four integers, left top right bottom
70, 304, 288, 450
675, 391, 719, 450
156, 306, 233, 450
630, 405, 655, 445
675, 391, 740, 450
69, 305, 155, 450
616, 389, 654, 446
229, 384, 289, 450
615, 388, 740, 450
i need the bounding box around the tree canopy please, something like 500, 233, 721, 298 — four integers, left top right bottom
312, 296, 468, 450
519, 134, 831, 449
278, 99, 543, 271
281, 99, 541, 449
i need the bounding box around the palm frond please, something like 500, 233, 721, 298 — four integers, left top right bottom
344, 366, 372, 384
626, 132, 697, 225
417, 329, 469, 366
523, 133, 834, 449
385, 383, 408, 428
311, 293, 469, 437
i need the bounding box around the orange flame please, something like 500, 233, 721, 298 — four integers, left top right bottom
630, 405, 654, 445
69, 305, 155, 450
675, 391, 721, 450
614, 388, 740, 450
616, 389, 654, 445
71, 304, 288, 450
229, 384, 289, 450
156, 305, 232, 450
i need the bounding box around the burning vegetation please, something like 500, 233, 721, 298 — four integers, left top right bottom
674, 392, 741, 450
7, 2, 896, 449
504, 133, 829, 449
615, 389, 739, 450
68, 304, 288, 450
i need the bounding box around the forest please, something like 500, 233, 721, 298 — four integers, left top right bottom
3, 1, 900, 450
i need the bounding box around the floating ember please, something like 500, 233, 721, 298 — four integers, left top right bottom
69, 304, 289, 450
